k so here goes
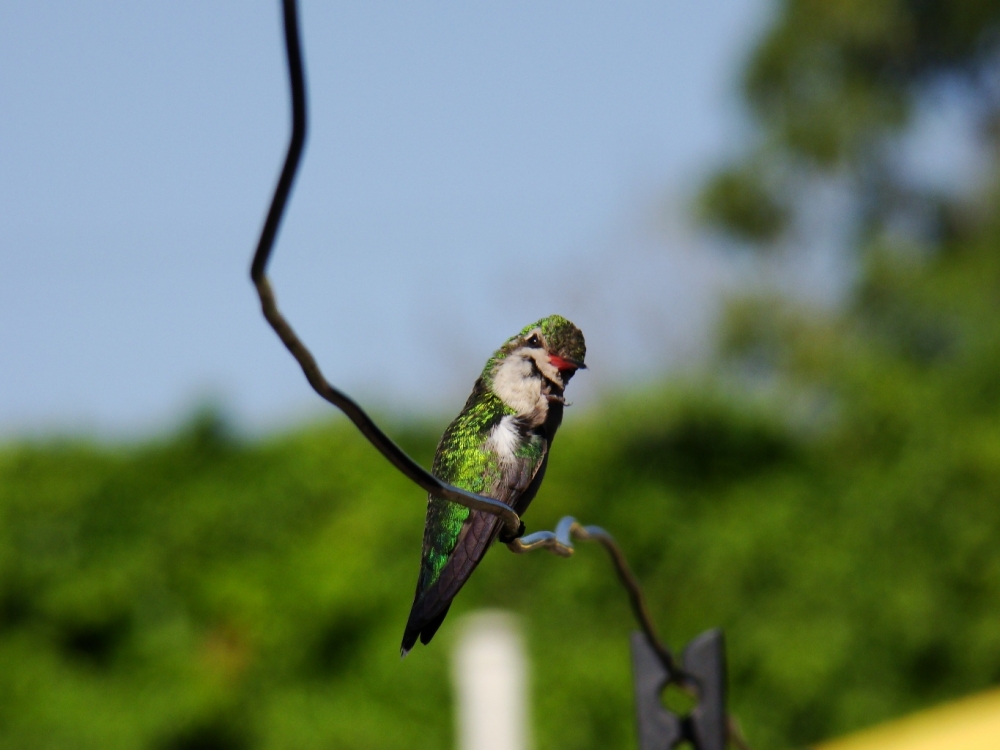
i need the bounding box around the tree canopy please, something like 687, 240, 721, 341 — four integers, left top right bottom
702, 0, 1000, 246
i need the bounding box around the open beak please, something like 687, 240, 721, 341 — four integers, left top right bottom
548, 354, 586, 373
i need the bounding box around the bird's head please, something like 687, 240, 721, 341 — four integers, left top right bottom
484, 315, 586, 414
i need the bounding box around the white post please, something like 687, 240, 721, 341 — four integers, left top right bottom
452, 610, 530, 750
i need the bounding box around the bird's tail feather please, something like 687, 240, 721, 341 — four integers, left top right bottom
400, 599, 452, 657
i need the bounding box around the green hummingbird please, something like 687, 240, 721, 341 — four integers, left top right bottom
401, 314, 586, 656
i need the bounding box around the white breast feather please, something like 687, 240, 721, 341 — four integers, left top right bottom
488, 415, 521, 465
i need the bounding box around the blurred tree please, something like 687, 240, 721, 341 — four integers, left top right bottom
693, 2, 1000, 746
701, 0, 1000, 246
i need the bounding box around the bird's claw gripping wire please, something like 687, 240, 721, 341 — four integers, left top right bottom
497, 520, 527, 545
506, 515, 581, 557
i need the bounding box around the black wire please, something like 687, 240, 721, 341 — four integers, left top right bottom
251, 0, 306, 283
248, 0, 522, 532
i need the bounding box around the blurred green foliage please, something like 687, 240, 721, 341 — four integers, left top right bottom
6, 231, 1000, 750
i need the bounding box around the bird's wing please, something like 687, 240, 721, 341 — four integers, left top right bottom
403, 393, 548, 648
418, 431, 548, 616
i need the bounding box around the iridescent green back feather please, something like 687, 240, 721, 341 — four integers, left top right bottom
419, 387, 514, 591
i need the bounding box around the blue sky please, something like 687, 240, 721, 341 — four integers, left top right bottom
1, 1, 773, 437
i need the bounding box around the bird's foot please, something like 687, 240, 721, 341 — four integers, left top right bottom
498, 520, 526, 544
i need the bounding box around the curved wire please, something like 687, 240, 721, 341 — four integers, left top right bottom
508, 517, 684, 679
249, 0, 520, 534
509, 520, 756, 748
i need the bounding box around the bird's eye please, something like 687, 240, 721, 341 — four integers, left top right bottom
525, 333, 542, 348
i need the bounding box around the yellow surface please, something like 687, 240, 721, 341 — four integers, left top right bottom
816, 689, 1000, 750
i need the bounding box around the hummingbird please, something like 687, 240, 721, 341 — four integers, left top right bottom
401, 314, 586, 656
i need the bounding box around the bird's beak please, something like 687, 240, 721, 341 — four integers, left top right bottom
548, 354, 586, 373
